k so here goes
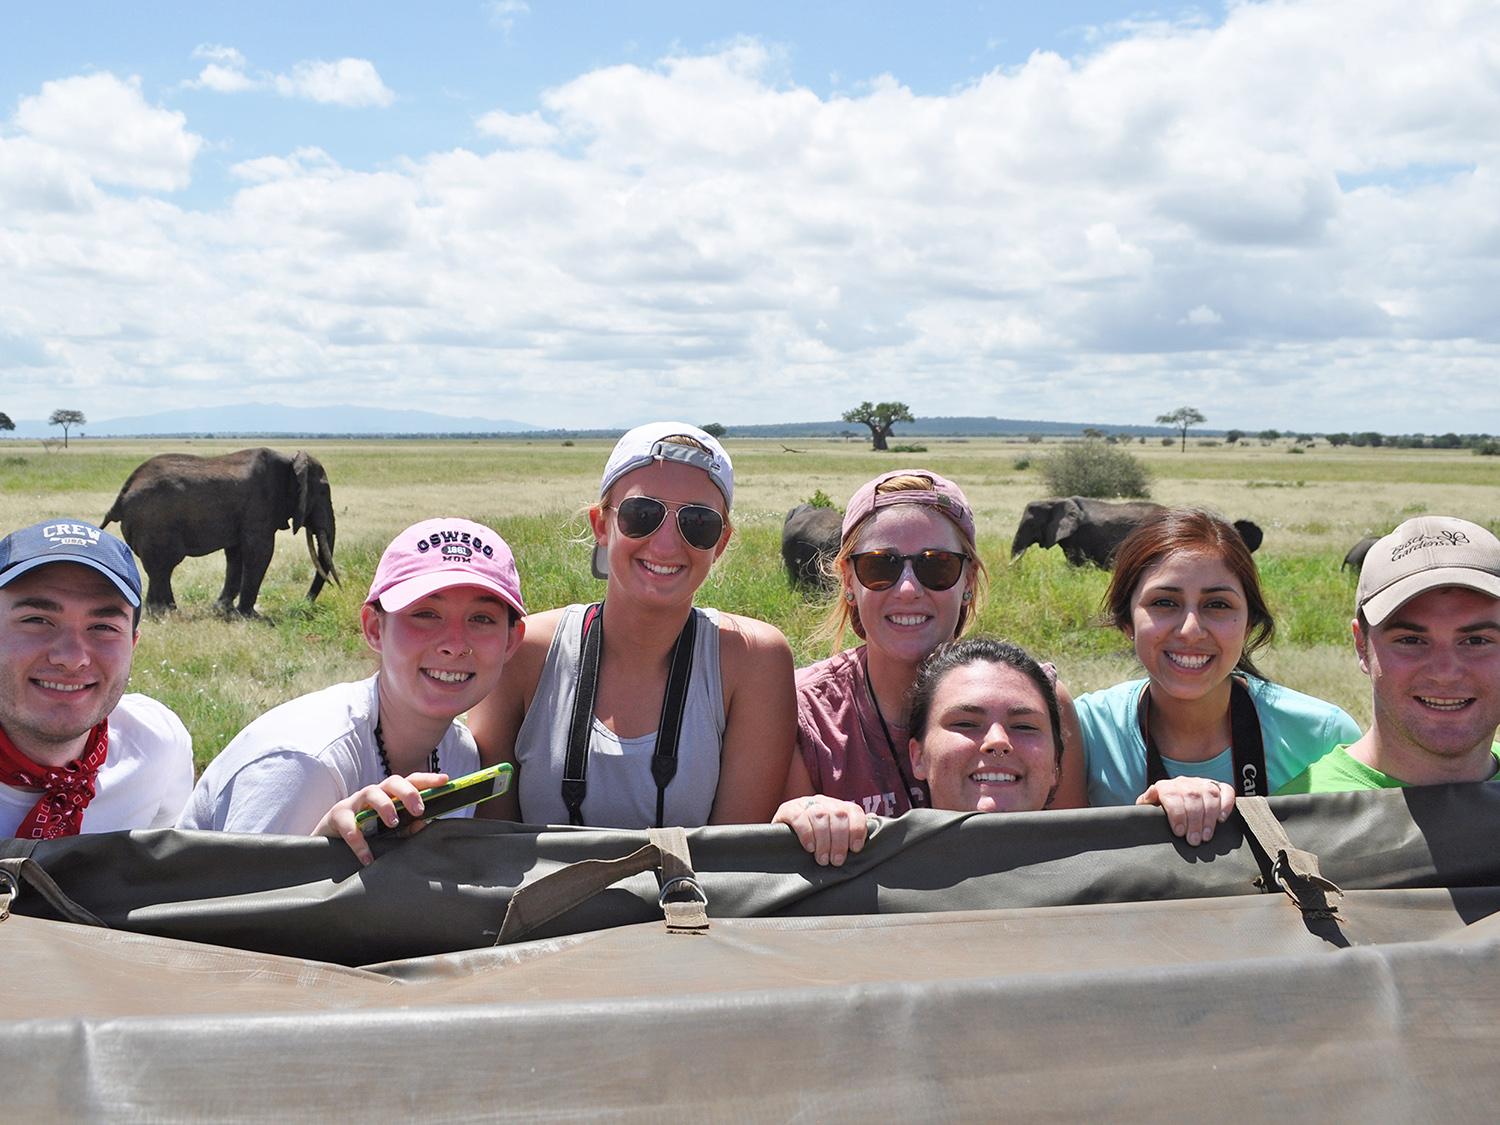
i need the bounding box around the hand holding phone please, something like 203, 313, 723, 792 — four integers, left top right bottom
354, 763, 514, 835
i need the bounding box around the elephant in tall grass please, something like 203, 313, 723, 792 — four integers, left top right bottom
782, 503, 844, 589
1010, 497, 1263, 569
102, 448, 339, 616
1342, 535, 1379, 573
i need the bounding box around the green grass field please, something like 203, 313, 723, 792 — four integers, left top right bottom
4, 435, 1496, 770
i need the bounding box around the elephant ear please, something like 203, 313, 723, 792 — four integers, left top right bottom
290, 451, 313, 534
1046, 499, 1084, 546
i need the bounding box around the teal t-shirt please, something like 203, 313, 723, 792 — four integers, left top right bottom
1277, 744, 1500, 793
1075, 676, 1362, 807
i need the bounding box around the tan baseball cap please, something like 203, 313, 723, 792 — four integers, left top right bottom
1357, 515, 1500, 626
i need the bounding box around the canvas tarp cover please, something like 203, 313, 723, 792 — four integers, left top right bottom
4, 785, 1500, 1121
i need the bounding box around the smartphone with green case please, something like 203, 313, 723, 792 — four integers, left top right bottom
354, 763, 513, 834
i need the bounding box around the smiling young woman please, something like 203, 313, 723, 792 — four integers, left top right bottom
773, 470, 1085, 867
1074, 508, 1360, 844
467, 422, 796, 829
907, 637, 1064, 816
178, 518, 528, 864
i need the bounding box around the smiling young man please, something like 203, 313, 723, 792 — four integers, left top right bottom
178, 518, 525, 863
0, 519, 193, 839
1280, 516, 1500, 793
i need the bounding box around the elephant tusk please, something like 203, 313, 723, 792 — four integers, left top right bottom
305, 528, 340, 586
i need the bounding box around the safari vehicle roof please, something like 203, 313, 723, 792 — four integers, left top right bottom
5, 786, 1500, 1121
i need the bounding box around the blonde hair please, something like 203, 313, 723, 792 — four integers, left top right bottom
814, 473, 987, 653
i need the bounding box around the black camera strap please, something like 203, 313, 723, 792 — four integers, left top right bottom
562, 602, 699, 828
1138, 675, 1268, 797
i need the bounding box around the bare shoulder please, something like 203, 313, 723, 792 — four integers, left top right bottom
513, 607, 569, 674
712, 610, 793, 662
473, 606, 568, 723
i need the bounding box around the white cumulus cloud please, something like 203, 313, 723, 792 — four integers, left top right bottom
475, 109, 560, 147
11, 73, 201, 192
274, 58, 395, 108
185, 48, 394, 108
3, 1, 1500, 433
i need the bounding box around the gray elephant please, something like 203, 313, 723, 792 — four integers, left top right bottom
1343, 535, 1379, 573
1010, 497, 1264, 569
782, 503, 844, 589
102, 448, 339, 616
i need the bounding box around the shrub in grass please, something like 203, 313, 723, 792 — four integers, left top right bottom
1012, 456, 1032, 471
1041, 439, 1151, 499
806, 488, 836, 509
888, 443, 928, 453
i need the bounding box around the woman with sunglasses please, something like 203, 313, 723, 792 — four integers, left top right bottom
775, 471, 1086, 865
469, 422, 795, 828
1075, 508, 1359, 845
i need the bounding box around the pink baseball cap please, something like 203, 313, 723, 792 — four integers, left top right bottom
841, 469, 976, 545
367, 518, 526, 617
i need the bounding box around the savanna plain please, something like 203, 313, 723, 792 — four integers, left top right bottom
5, 436, 1496, 772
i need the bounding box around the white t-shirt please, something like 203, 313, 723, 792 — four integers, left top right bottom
0, 693, 194, 837
177, 674, 480, 835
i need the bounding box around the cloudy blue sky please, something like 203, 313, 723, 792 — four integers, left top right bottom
2, 1, 1496, 432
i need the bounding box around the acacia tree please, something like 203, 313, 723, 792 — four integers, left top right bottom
1156, 406, 1206, 453
700, 423, 727, 438
842, 401, 914, 451
49, 408, 85, 448
0, 412, 14, 434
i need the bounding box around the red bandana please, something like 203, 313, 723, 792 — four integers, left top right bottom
0, 719, 111, 839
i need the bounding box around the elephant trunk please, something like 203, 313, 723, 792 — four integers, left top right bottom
304, 525, 340, 602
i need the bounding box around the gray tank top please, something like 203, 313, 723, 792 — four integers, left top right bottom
515, 603, 726, 828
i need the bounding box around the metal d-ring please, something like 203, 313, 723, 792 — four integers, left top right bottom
0, 867, 18, 921
657, 874, 708, 908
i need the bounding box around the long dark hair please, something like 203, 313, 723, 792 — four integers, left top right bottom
907, 637, 1063, 768
1104, 507, 1274, 679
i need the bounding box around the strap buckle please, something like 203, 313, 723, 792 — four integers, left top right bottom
657, 874, 708, 908
657, 874, 710, 935
0, 867, 17, 922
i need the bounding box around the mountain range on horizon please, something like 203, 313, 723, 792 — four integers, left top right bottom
2, 402, 540, 439
0, 402, 1193, 440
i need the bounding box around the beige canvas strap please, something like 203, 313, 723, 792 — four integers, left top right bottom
1237, 797, 1345, 921
495, 826, 708, 945
0, 855, 106, 927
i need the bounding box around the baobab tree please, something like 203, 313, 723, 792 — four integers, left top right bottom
842, 401, 914, 451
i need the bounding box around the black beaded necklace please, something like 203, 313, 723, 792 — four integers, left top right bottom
374, 719, 440, 779
865, 675, 922, 808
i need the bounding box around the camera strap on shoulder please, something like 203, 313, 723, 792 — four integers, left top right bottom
1139, 675, 1268, 797
561, 602, 699, 828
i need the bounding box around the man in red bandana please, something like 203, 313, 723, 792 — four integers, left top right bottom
0, 519, 192, 839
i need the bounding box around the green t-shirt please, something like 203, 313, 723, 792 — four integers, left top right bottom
1277, 744, 1500, 794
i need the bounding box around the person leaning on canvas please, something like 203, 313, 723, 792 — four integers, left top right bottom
468, 422, 796, 829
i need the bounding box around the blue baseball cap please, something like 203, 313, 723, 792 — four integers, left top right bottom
0, 520, 142, 608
